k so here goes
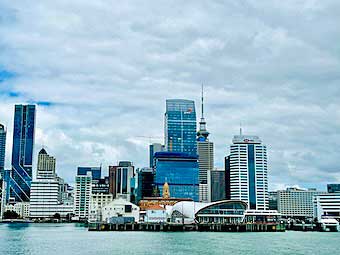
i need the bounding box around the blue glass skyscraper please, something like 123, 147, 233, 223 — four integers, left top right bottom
165, 99, 197, 156
10, 104, 36, 202
0, 123, 6, 179
154, 152, 199, 201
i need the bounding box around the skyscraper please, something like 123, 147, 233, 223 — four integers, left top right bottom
149, 143, 165, 168
196, 86, 214, 202
0, 123, 6, 179
165, 99, 197, 156
208, 169, 226, 202
154, 152, 199, 201
10, 104, 36, 202
74, 172, 92, 220
36, 148, 56, 179
77, 166, 101, 180
226, 134, 269, 210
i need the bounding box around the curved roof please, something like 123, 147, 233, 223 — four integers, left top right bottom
171, 200, 247, 219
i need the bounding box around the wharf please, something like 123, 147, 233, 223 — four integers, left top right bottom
88, 222, 285, 232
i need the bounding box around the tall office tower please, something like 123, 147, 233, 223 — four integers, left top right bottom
36, 148, 56, 179
108, 161, 134, 202
165, 99, 197, 156
327, 184, 340, 193
136, 167, 155, 202
226, 134, 269, 210
208, 169, 226, 202
149, 143, 165, 168
0, 123, 6, 179
74, 172, 92, 220
77, 166, 101, 180
10, 104, 36, 202
154, 152, 199, 201
197, 86, 213, 202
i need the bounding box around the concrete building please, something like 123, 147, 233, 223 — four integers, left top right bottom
144, 205, 167, 223
208, 169, 226, 202
5, 202, 30, 219
36, 148, 56, 179
314, 193, 340, 222
197, 86, 214, 203
277, 187, 326, 218
226, 134, 269, 210
74, 172, 92, 220
89, 193, 113, 222
108, 161, 134, 201
102, 197, 140, 223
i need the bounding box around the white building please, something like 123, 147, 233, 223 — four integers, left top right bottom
144, 205, 167, 223
277, 187, 326, 218
102, 197, 140, 223
228, 135, 268, 210
30, 179, 73, 219
74, 173, 92, 220
314, 193, 340, 222
5, 202, 30, 218
89, 193, 113, 222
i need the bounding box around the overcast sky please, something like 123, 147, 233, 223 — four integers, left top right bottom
1, 0, 340, 190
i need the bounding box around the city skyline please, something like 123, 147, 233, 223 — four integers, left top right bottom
1, 1, 340, 191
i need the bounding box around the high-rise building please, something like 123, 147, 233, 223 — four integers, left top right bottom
92, 177, 110, 194
314, 193, 340, 222
36, 148, 56, 179
277, 187, 326, 218
136, 167, 155, 202
74, 172, 92, 220
108, 161, 134, 201
226, 134, 269, 210
154, 152, 199, 201
10, 104, 36, 202
196, 86, 213, 202
165, 99, 197, 156
208, 169, 226, 202
0, 123, 6, 179
29, 149, 73, 219
149, 143, 165, 168
327, 184, 340, 193
77, 166, 101, 180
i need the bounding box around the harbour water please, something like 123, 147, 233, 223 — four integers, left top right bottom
1, 223, 340, 255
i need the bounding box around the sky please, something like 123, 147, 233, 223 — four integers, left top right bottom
1, 0, 340, 191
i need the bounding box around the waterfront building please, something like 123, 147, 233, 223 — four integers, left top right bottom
208, 169, 226, 202
196, 87, 214, 202
139, 197, 193, 211
30, 149, 73, 219
164, 99, 197, 156
30, 179, 73, 219
314, 193, 340, 222
170, 200, 247, 224
77, 166, 101, 180
136, 167, 155, 203
277, 187, 326, 218
102, 197, 140, 223
149, 143, 165, 168
89, 193, 113, 222
144, 204, 167, 223
108, 161, 134, 201
226, 134, 268, 210
327, 184, 340, 193
36, 148, 56, 179
74, 172, 92, 220
10, 104, 36, 202
0, 123, 6, 179
154, 152, 199, 201
4, 202, 30, 219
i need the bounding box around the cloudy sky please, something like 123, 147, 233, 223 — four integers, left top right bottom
1, 0, 340, 190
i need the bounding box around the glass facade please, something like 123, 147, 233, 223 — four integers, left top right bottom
165, 99, 197, 156
0, 124, 6, 179
154, 152, 199, 201
247, 144, 256, 209
77, 167, 101, 180
10, 104, 36, 202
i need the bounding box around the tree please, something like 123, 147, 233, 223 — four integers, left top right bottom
3, 210, 20, 219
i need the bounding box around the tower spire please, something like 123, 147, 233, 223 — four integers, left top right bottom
197, 84, 209, 141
